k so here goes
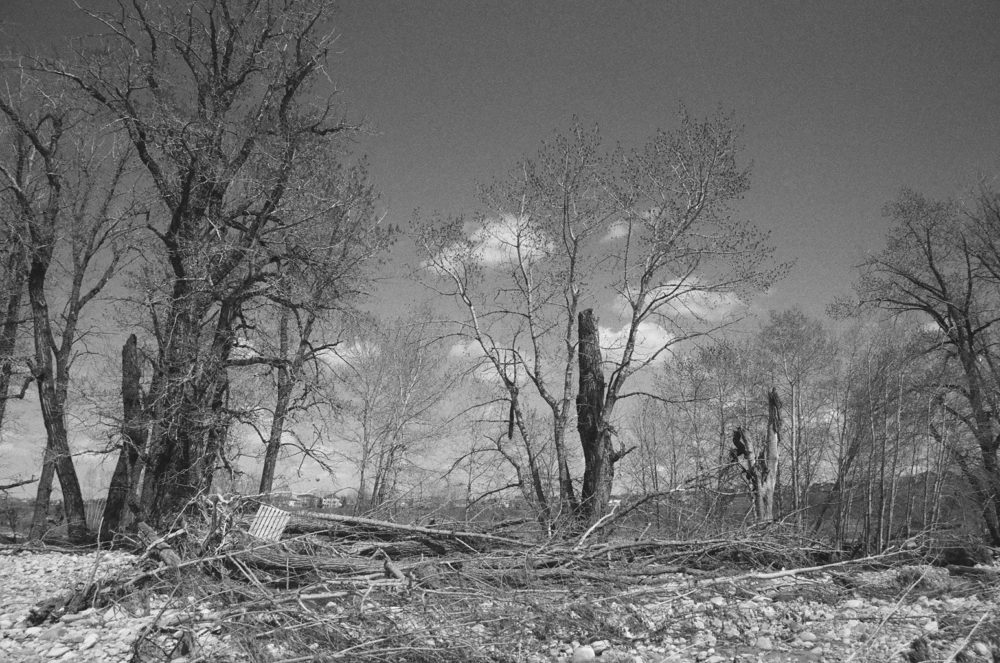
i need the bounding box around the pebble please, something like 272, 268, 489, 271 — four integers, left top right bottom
0, 550, 236, 663
572, 644, 596, 661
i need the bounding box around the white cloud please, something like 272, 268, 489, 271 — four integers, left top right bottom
599, 320, 675, 365
317, 341, 380, 371
602, 208, 663, 242
471, 214, 552, 266
428, 214, 553, 273
613, 282, 744, 323
662, 288, 743, 321
448, 340, 481, 360
448, 340, 537, 387
603, 219, 630, 241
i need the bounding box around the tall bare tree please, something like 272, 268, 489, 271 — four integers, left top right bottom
41, 0, 386, 524
0, 71, 135, 543
420, 112, 785, 525
758, 308, 834, 521
858, 188, 1000, 543
334, 313, 458, 514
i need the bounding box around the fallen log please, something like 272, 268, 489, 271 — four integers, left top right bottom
287, 511, 533, 551
232, 547, 381, 576
137, 522, 182, 572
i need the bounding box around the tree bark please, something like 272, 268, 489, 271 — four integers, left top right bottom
258, 310, 292, 495
577, 309, 615, 523
0, 242, 25, 430
101, 334, 146, 540
730, 388, 781, 524
759, 387, 782, 522
28, 449, 55, 539
25, 260, 87, 543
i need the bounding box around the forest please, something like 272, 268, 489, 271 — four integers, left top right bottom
1, 2, 1000, 661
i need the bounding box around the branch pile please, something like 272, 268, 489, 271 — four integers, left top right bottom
26, 501, 996, 662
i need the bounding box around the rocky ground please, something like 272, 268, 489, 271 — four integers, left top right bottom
0, 546, 997, 662
0, 548, 236, 662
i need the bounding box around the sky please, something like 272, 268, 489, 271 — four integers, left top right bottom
1, 1, 999, 496
4, 1, 999, 316
326, 1, 1000, 316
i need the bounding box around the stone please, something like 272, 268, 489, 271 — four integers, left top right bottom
572, 645, 596, 662
798, 631, 817, 642
80, 632, 99, 650
843, 599, 863, 609
754, 636, 773, 650
39, 626, 66, 641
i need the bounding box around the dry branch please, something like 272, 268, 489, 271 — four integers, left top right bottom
287, 510, 535, 549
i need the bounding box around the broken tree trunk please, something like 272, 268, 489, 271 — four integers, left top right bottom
101, 334, 146, 541
731, 388, 782, 523
760, 387, 782, 521
577, 309, 616, 525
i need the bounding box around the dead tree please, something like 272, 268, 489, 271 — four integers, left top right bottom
732, 387, 782, 522
100, 334, 146, 541
577, 309, 627, 523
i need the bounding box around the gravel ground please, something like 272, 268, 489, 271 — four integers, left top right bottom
1, 547, 998, 662
0, 548, 236, 663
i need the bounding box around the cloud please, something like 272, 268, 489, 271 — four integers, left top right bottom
661, 288, 743, 322
599, 320, 675, 365
428, 214, 553, 274
603, 219, 630, 241
471, 214, 552, 266
612, 282, 744, 323
448, 340, 536, 386
448, 340, 481, 360
317, 341, 380, 371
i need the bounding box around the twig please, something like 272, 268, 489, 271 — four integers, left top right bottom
574, 504, 618, 550
942, 609, 992, 663
613, 551, 905, 600
290, 510, 533, 548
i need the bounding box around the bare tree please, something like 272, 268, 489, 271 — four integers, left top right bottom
858, 188, 1000, 543
0, 70, 135, 543
757, 308, 835, 522
39, 0, 386, 524
420, 112, 785, 526
334, 313, 459, 514
731, 387, 782, 522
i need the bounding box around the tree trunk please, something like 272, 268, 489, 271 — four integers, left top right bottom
25, 260, 87, 544
28, 449, 55, 539
577, 309, 615, 524
101, 334, 145, 541
259, 310, 292, 495
140, 295, 234, 524
258, 374, 291, 495
0, 244, 25, 430
759, 387, 781, 522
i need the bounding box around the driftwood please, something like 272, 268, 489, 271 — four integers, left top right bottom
137, 522, 182, 572
286, 510, 532, 550
234, 547, 381, 576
